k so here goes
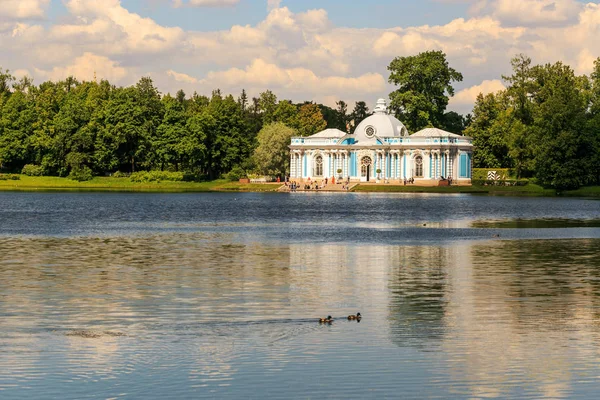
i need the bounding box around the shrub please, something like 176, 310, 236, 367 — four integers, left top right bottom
472, 168, 513, 181
0, 174, 20, 180
130, 171, 184, 183
112, 171, 129, 178
472, 179, 529, 187
22, 164, 44, 176
68, 166, 94, 182
225, 166, 246, 182
182, 171, 205, 182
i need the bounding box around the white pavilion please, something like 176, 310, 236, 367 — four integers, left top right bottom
289, 98, 473, 184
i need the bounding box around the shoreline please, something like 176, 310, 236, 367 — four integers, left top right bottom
0, 175, 599, 197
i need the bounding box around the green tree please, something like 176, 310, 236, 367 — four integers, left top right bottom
587, 58, 600, 185
335, 100, 350, 132
258, 90, 277, 125
388, 50, 463, 132
0, 89, 36, 171
464, 93, 511, 168
350, 101, 370, 132
253, 122, 297, 176
442, 111, 467, 134
528, 62, 590, 189
273, 100, 298, 127
155, 94, 189, 171
296, 103, 327, 137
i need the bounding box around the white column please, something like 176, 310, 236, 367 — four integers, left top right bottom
346, 153, 350, 178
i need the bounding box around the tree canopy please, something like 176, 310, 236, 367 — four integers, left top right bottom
388, 50, 463, 132
467, 54, 600, 189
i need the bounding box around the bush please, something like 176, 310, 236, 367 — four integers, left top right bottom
182, 171, 205, 182
22, 164, 44, 176
472, 168, 513, 181
130, 171, 184, 183
472, 179, 529, 187
0, 174, 20, 181
225, 166, 247, 182
68, 166, 94, 182
112, 171, 129, 178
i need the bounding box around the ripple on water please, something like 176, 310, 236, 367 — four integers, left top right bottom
1, 193, 600, 398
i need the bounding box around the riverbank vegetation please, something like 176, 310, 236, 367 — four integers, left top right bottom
0, 175, 281, 192
0, 51, 598, 192
2, 174, 598, 197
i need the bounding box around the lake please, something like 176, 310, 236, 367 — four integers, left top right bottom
0, 192, 599, 399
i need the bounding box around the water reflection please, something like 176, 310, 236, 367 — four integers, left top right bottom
442, 239, 600, 398
2, 233, 600, 398
388, 246, 449, 346
472, 218, 600, 228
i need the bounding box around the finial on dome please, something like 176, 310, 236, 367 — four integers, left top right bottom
374, 98, 387, 114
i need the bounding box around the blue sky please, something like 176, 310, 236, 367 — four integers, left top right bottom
2, 0, 599, 113
121, 0, 473, 31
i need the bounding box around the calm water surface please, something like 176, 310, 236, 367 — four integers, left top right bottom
0, 192, 599, 399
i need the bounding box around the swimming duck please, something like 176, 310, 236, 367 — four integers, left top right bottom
319, 316, 333, 323
347, 312, 361, 320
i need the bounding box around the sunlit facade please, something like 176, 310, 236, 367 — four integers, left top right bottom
289, 98, 473, 184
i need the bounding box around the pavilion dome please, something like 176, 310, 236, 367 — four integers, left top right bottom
354, 98, 409, 141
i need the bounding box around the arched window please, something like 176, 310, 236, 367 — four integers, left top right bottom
361, 157, 372, 178
315, 155, 323, 177
415, 156, 423, 178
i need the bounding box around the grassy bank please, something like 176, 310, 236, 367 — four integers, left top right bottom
1, 175, 598, 197
351, 183, 600, 197
0, 175, 282, 192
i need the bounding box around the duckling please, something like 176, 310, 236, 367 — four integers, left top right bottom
319, 315, 333, 323
347, 312, 361, 320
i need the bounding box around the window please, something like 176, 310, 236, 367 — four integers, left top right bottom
361, 157, 372, 177
415, 156, 423, 178
315, 155, 323, 176
365, 126, 376, 137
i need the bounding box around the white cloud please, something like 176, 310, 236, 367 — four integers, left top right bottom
471, 0, 583, 27
0, 0, 49, 20
449, 79, 506, 112
2, 1, 600, 114
36, 52, 129, 83
200, 58, 386, 98
167, 69, 199, 84
60, 0, 185, 55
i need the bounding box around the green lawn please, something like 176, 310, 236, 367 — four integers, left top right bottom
1, 175, 598, 197
0, 175, 283, 192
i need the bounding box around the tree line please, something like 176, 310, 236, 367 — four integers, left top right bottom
0, 70, 376, 180
1, 51, 599, 189
465, 55, 600, 189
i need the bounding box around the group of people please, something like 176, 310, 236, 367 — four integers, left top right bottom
284, 176, 351, 191
403, 178, 415, 185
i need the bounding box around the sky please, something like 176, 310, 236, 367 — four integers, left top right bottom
0, 0, 599, 114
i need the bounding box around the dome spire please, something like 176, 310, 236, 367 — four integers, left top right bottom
374, 98, 388, 114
